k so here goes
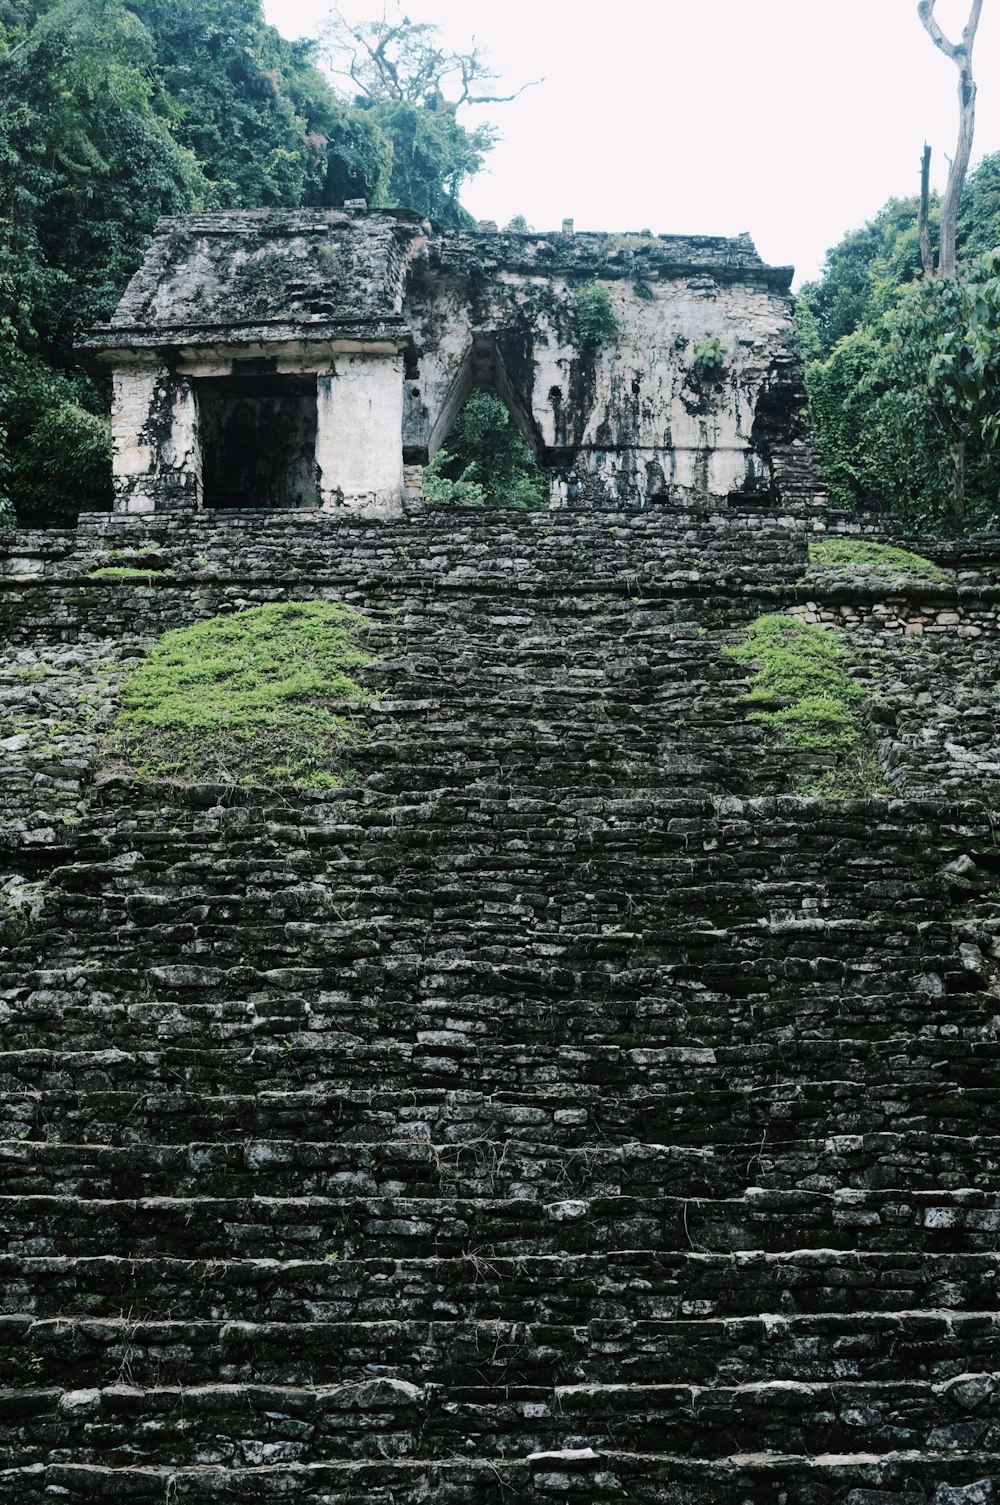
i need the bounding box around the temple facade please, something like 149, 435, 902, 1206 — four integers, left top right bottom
82, 206, 806, 516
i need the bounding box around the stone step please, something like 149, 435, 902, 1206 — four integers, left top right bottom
2, 1375, 998, 1467
3, 1310, 999, 1388
4, 989, 998, 1050
3, 1132, 999, 1200
3, 1453, 1000, 1505
24, 853, 978, 910
8, 856, 969, 910
2, 1189, 999, 1260
38, 826, 961, 881
45, 791, 990, 848
45, 812, 983, 867
16, 908, 959, 970
5, 1249, 997, 1322
7, 941, 973, 1003
0, 1037, 995, 1100
3, 1081, 992, 1145
16, 867, 973, 928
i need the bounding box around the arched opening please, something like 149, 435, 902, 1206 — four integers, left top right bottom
424, 338, 548, 509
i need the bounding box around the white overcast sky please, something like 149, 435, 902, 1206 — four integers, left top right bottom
262, 0, 1000, 285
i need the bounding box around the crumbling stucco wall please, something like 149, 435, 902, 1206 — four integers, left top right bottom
110, 368, 200, 513
84, 211, 802, 517
317, 354, 405, 516
402, 254, 796, 504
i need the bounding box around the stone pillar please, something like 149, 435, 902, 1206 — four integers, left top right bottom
316, 353, 404, 517
111, 368, 200, 514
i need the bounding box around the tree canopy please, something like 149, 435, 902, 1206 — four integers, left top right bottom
799, 152, 1000, 534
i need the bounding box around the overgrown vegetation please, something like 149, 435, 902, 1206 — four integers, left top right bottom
690, 337, 728, 377
799, 153, 1000, 534
0, 0, 509, 527
725, 614, 881, 795
574, 279, 619, 348
107, 602, 375, 787
423, 388, 546, 508
806, 538, 953, 583
88, 565, 174, 581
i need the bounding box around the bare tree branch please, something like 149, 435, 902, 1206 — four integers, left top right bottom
319, 5, 538, 112
917, 0, 984, 274
918, 0, 959, 58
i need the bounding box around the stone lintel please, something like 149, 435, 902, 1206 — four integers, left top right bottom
81, 321, 409, 367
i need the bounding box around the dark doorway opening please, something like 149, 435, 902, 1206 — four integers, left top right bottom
196, 375, 319, 509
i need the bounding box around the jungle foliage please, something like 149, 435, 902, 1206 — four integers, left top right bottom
799, 152, 1000, 534
0, 0, 498, 527
423, 389, 547, 509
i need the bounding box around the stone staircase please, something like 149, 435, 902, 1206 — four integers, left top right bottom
1, 508, 1000, 1501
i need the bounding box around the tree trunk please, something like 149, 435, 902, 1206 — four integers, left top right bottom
917, 0, 984, 275
919, 143, 934, 276
952, 438, 967, 526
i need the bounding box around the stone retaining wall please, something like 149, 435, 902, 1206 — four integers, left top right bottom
1, 506, 1000, 1501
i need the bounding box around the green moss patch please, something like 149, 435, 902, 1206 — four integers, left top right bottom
807, 538, 952, 583
107, 602, 375, 789
725, 613, 866, 758
88, 566, 175, 582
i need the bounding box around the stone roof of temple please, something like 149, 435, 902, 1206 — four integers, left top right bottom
82, 208, 793, 354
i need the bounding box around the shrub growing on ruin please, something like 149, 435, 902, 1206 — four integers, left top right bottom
574, 279, 619, 348
107, 602, 374, 788
690, 337, 728, 378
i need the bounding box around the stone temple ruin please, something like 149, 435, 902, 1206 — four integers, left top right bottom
83, 207, 808, 516
2, 210, 1000, 1502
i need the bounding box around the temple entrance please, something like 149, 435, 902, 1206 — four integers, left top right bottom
196, 374, 319, 510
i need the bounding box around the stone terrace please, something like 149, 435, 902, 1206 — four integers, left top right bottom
1, 502, 1000, 1502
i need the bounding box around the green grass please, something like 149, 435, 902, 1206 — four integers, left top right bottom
807, 538, 952, 582
88, 566, 174, 581
795, 758, 889, 798
107, 542, 164, 562
725, 613, 866, 761
107, 601, 375, 789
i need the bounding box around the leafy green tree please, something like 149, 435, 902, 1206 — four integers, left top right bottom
805, 252, 1000, 533
800, 147, 1000, 533
424, 389, 546, 508
957, 150, 1000, 259
0, 0, 202, 351
798, 197, 933, 359
2, 356, 112, 527
886, 252, 1000, 525
362, 99, 489, 226
0, 0, 198, 521
129, 0, 390, 210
